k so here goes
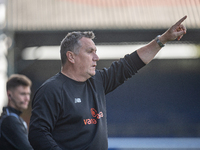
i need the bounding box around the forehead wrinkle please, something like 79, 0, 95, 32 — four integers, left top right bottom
77, 37, 97, 55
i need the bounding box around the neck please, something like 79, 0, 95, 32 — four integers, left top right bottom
8, 102, 23, 112
61, 66, 88, 82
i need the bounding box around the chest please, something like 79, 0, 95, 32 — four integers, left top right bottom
60, 81, 106, 125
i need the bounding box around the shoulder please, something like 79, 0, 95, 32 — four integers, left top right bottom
35, 73, 67, 94
43, 73, 67, 88
1, 115, 20, 129
32, 73, 69, 104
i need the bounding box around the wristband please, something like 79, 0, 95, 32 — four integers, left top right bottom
155, 35, 165, 48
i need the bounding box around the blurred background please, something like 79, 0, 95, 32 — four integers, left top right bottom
0, 0, 200, 149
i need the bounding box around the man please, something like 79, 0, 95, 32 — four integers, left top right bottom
29, 16, 187, 150
0, 74, 33, 150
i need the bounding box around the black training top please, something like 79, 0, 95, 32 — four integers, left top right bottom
29, 51, 145, 150
0, 107, 33, 150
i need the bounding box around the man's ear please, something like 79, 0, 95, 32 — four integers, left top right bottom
66, 51, 75, 63
7, 90, 12, 99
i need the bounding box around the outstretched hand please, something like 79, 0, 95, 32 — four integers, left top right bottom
137, 16, 187, 64
161, 16, 187, 43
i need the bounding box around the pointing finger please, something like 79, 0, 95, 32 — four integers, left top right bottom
174, 15, 187, 27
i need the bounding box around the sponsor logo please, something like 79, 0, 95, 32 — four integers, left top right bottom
75, 98, 81, 103
83, 108, 103, 125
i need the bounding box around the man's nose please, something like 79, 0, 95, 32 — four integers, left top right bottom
93, 53, 99, 61
25, 95, 30, 101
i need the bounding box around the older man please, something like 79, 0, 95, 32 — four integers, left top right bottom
29, 16, 187, 150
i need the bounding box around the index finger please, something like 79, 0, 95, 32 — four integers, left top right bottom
174, 15, 187, 27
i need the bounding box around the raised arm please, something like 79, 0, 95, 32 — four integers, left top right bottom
137, 16, 187, 64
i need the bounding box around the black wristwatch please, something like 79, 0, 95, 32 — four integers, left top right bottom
155, 35, 165, 48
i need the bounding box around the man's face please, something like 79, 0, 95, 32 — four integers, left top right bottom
8, 85, 31, 111
74, 37, 99, 80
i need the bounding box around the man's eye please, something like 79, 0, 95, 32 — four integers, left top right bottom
88, 49, 96, 53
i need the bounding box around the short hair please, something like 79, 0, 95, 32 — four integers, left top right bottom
6, 74, 32, 91
60, 31, 95, 66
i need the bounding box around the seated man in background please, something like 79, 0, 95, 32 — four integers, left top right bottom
0, 74, 33, 150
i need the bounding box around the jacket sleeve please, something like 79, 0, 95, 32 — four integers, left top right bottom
29, 84, 62, 150
99, 51, 145, 94
1, 116, 33, 150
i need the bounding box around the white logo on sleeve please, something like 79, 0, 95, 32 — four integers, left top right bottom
75, 98, 81, 103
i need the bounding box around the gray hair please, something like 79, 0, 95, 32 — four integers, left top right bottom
60, 31, 95, 66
